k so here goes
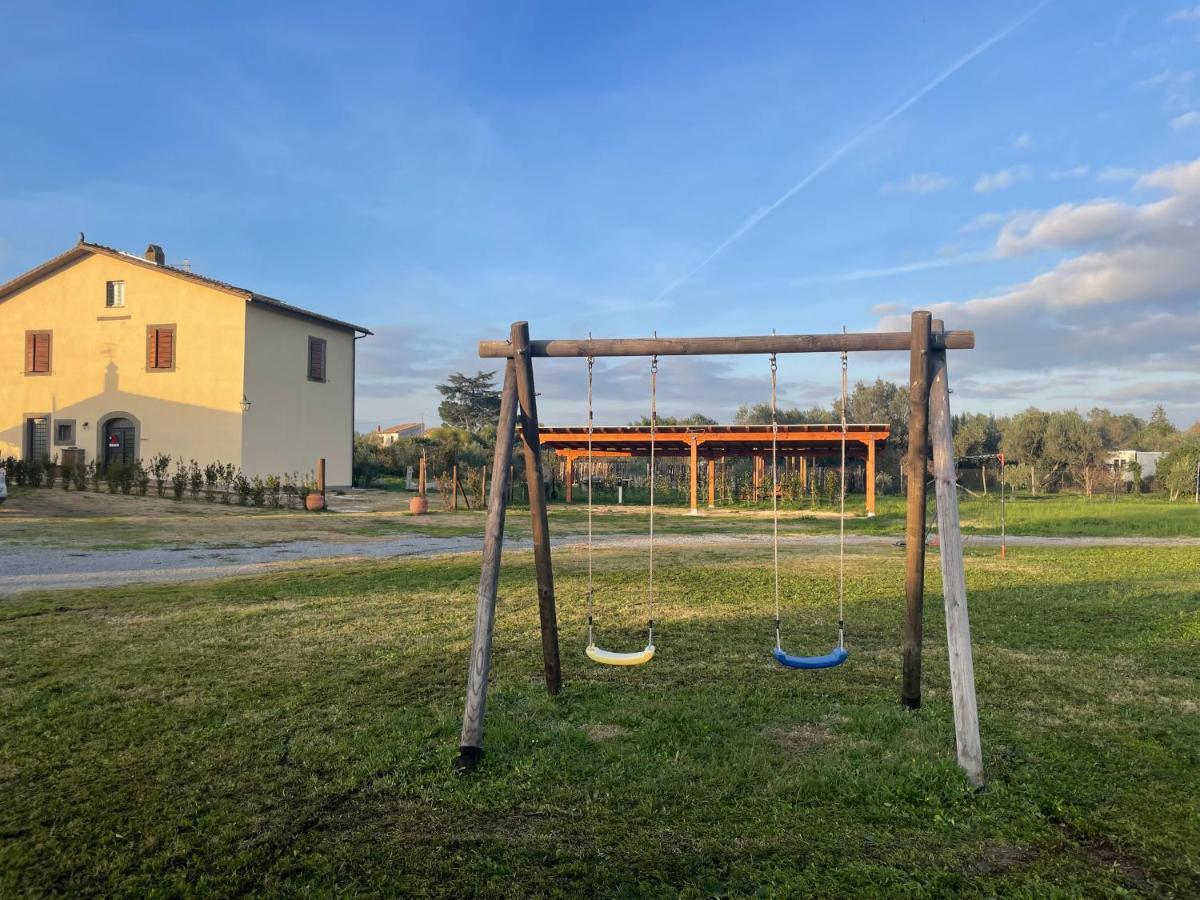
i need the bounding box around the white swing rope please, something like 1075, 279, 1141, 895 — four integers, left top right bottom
586, 354, 595, 648
837, 348, 848, 650
770, 352, 782, 651
647, 354, 657, 647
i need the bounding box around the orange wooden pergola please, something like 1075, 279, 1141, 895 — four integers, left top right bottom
537, 423, 890, 516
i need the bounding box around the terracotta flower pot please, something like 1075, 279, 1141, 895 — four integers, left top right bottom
409, 496, 429, 515
305, 493, 326, 511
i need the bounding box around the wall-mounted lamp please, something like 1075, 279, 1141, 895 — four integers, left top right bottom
82, 422, 90, 430
240, 395, 252, 413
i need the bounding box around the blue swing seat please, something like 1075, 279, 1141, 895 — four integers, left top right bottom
773, 646, 849, 670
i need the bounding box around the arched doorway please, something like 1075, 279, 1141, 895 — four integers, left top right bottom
103, 417, 136, 471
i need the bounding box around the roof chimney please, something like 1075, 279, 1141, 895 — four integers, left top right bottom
145, 244, 165, 265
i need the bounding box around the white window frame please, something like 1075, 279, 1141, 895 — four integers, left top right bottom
106, 280, 126, 308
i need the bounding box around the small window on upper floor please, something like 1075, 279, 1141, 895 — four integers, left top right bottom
106, 280, 125, 308
55, 421, 75, 445
308, 336, 327, 382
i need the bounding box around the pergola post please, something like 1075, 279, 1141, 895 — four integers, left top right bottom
866, 439, 876, 517
707, 458, 716, 509
564, 452, 574, 504
689, 436, 699, 515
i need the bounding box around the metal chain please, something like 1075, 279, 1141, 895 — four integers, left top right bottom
770, 352, 781, 650
648, 355, 657, 645
586, 354, 595, 648
838, 347, 848, 649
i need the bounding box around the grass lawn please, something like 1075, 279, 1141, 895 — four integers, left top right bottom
1, 542, 1197, 895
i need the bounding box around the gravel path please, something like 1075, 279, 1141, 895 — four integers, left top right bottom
2, 532, 1198, 597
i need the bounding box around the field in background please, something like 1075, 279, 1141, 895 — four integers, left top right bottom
1, 485, 1197, 551
1, 542, 1197, 895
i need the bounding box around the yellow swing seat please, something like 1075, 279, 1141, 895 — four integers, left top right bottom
586, 643, 655, 666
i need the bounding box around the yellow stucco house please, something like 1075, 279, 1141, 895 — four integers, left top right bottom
1, 238, 370, 485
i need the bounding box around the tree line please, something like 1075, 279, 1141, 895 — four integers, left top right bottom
354, 371, 1200, 499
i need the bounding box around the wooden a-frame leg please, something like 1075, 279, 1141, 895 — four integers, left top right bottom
454, 359, 519, 773
928, 324, 985, 788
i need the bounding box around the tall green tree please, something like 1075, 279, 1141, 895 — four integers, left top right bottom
1157, 439, 1200, 501
1087, 407, 1143, 449
1001, 408, 1050, 494
1043, 411, 1105, 495
436, 371, 501, 433
1139, 405, 1179, 451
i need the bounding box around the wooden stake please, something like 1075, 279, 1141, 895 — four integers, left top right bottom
316, 457, 326, 496
481, 464, 487, 509
452, 464, 459, 510
902, 310, 932, 711
928, 325, 985, 788
511, 321, 562, 696
454, 359, 518, 773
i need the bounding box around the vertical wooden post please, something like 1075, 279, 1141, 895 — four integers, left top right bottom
866, 439, 876, 517
928, 330, 984, 787
511, 321, 562, 696
418, 453, 427, 496
455, 359, 519, 773
689, 437, 699, 515
902, 310, 932, 711
564, 453, 574, 504
452, 464, 459, 510
481, 464, 487, 509
707, 457, 716, 509
316, 457, 326, 497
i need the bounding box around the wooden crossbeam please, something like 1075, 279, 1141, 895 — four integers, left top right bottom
480, 329, 974, 359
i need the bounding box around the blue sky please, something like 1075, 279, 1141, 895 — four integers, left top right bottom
3, 1, 1199, 428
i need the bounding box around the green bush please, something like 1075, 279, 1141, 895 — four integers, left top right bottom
26, 458, 45, 488
73, 462, 88, 492
44, 455, 59, 489
170, 459, 187, 500
150, 453, 172, 497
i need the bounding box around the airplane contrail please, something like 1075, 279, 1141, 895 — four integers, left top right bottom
652, 2, 1051, 303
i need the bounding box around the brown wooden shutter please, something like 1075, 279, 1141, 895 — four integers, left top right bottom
309, 338, 325, 380
147, 327, 157, 368
157, 328, 174, 369
25, 332, 34, 373
30, 333, 51, 373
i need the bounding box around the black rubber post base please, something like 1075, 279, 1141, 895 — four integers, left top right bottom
452, 746, 482, 774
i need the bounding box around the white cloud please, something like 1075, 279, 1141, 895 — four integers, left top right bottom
973, 165, 1032, 193
880, 172, 955, 195
1170, 111, 1200, 130
1096, 166, 1140, 181
1167, 6, 1200, 22
995, 201, 1133, 257
1013, 132, 1034, 151
878, 158, 1200, 394
1049, 164, 1090, 180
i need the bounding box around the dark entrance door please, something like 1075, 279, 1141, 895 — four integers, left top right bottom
25, 417, 49, 461
103, 418, 135, 471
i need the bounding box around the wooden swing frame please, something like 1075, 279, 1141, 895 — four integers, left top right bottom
454, 312, 984, 788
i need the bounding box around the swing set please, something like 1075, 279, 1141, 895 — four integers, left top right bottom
455, 313, 984, 787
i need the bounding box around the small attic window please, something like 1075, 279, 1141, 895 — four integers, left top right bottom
106, 281, 125, 308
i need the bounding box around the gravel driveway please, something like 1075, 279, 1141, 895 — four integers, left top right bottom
2, 531, 1198, 597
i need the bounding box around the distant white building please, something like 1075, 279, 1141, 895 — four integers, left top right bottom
1106, 450, 1164, 482
367, 422, 424, 446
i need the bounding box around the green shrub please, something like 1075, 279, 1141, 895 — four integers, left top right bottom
250, 477, 266, 507
203, 463, 221, 502
73, 462, 88, 492
265, 475, 282, 508
188, 460, 203, 500
60, 461, 74, 490
44, 455, 59, 489
150, 453, 172, 497
134, 460, 150, 496
170, 459, 187, 500
26, 458, 45, 488
234, 473, 251, 506
88, 460, 101, 492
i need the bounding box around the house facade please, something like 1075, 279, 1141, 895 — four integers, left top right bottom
1, 239, 370, 485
